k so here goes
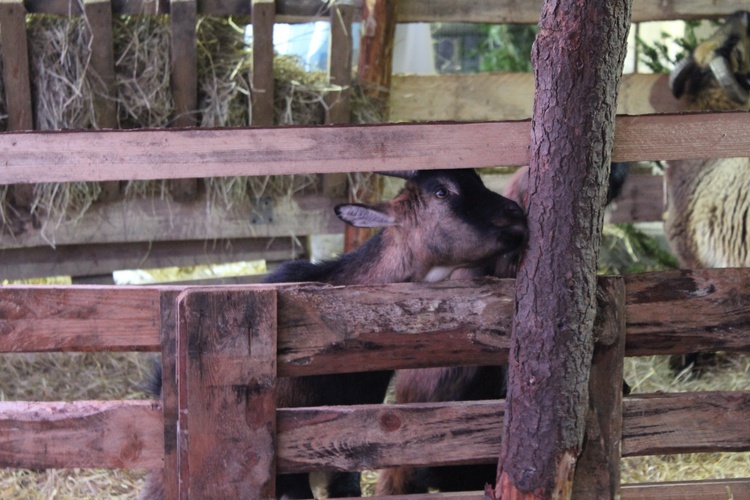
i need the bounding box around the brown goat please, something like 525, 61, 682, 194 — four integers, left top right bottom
140, 168, 527, 499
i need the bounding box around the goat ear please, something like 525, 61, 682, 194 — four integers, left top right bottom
335, 203, 397, 228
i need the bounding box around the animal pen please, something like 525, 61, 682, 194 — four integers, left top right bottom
1, 0, 750, 499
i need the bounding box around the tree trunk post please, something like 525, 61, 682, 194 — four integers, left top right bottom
493, 2, 632, 499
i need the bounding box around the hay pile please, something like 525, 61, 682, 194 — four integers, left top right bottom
0, 13, 383, 239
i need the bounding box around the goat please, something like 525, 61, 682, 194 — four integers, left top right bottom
139, 168, 527, 499
377, 163, 629, 495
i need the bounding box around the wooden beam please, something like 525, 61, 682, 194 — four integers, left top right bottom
2, 269, 750, 358
177, 288, 277, 497
0, 0, 33, 131
624, 268, 750, 356
391, 73, 686, 122
0, 286, 161, 352
573, 277, 626, 498
0, 400, 163, 469
3, 114, 750, 186
169, 0, 199, 201
84, 0, 121, 201
159, 290, 180, 500
0, 237, 303, 280
19, 0, 750, 22
325, 0, 354, 124
0, 192, 345, 250
251, 0, 275, 126
621, 479, 750, 499
4, 391, 749, 471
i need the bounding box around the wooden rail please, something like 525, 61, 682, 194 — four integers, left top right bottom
0, 269, 749, 497
18, 0, 750, 23
2, 113, 750, 186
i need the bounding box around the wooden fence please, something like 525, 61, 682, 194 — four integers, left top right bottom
1, 268, 749, 497
1, 1, 748, 283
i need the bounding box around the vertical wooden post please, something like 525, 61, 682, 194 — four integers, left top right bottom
326, 0, 353, 124
0, 0, 34, 209
572, 277, 626, 499
345, 0, 397, 252
176, 288, 278, 498
493, 2, 632, 499
251, 0, 276, 127
159, 290, 181, 500
85, 0, 121, 201
169, 0, 199, 201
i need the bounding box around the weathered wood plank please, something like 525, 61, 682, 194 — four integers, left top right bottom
21, 0, 750, 22
622, 391, 750, 456
251, 0, 275, 126
573, 277, 626, 499
391, 73, 685, 122
4, 114, 750, 185
0, 237, 303, 281
0, 286, 161, 352
325, 0, 354, 124
159, 290, 180, 500
177, 288, 277, 498
277, 400, 503, 474
276, 278, 515, 377
169, 0, 200, 202
85, 0, 121, 201
621, 478, 750, 499
2, 270, 750, 358
0, 192, 345, 250
1, 391, 749, 471
0, 0, 34, 131
0, 400, 163, 468
624, 268, 750, 356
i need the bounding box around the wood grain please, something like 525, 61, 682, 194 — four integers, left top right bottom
0, 192, 345, 250
19, 0, 750, 23
251, 0, 276, 126
0, 400, 163, 468
177, 288, 277, 498
0, 0, 33, 131
624, 268, 750, 355
0, 286, 160, 352
0, 236, 304, 281
276, 278, 515, 377
391, 73, 685, 123
3, 114, 750, 186
573, 277, 626, 499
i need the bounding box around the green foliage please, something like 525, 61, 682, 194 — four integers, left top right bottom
476, 24, 537, 73
636, 20, 703, 73
599, 223, 679, 275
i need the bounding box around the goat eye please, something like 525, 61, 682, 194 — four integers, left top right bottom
434, 187, 449, 199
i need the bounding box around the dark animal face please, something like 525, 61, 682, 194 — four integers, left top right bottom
335, 169, 527, 279
670, 10, 750, 108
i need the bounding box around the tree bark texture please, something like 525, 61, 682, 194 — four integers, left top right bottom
494, 2, 632, 499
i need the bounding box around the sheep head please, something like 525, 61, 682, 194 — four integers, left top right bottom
670, 10, 750, 109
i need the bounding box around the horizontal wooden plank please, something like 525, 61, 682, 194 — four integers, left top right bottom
2, 269, 750, 357
21, 0, 748, 22
0, 286, 160, 352
0, 122, 531, 185
391, 73, 685, 122
0, 237, 303, 280
622, 391, 750, 457
276, 278, 515, 377
2, 392, 748, 471
1, 192, 344, 250
621, 478, 750, 499
3, 114, 750, 186
0, 400, 163, 469
624, 268, 750, 355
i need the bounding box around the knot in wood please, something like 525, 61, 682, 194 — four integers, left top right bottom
378, 410, 402, 432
